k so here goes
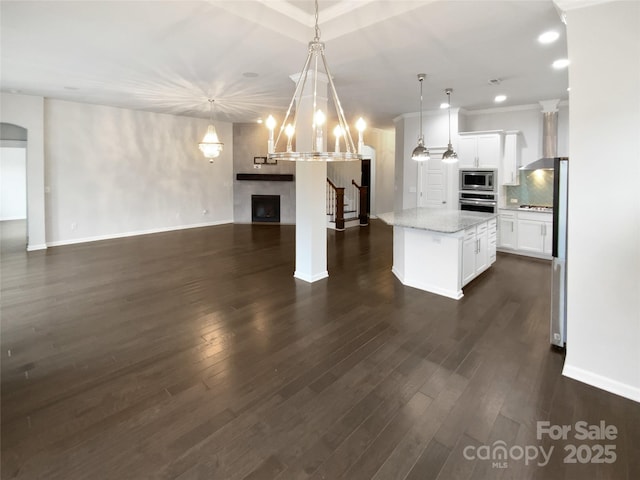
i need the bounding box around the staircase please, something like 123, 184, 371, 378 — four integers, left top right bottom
326, 177, 368, 231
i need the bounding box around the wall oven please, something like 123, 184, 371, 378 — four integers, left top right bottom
459, 192, 497, 213
460, 170, 496, 192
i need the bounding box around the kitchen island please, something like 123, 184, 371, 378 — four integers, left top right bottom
378, 208, 497, 299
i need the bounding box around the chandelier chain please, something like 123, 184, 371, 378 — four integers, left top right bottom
314, 0, 321, 41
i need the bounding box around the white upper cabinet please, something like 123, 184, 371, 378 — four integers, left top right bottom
502, 130, 521, 186
457, 131, 503, 169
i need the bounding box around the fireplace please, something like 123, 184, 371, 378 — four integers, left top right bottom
251, 195, 281, 223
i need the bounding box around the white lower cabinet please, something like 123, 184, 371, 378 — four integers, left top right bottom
462, 219, 497, 286
517, 212, 553, 255
498, 209, 553, 258
498, 212, 517, 249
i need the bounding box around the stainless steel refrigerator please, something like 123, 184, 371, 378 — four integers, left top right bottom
551, 157, 569, 347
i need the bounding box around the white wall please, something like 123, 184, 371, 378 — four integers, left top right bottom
0, 147, 27, 220
0, 93, 46, 250
562, 1, 640, 402
44, 99, 233, 245
366, 127, 395, 215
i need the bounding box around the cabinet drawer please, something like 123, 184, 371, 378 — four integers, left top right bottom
517, 211, 552, 221
464, 228, 476, 240
476, 222, 488, 234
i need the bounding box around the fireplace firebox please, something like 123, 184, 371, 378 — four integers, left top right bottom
251, 195, 281, 223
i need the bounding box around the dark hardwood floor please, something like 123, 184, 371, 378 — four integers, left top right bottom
1, 219, 638, 479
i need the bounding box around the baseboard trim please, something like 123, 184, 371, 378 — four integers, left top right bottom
497, 247, 552, 261
27, 243, 48, 251
562, 363, 640, 403
294, 270, 329, 283
46, 220, 234, 247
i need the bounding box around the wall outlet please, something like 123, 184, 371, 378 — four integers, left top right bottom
70, 222, 77, 230
253, 164, 261, 169
202, 209, 208, 215
510, 198, 519, 204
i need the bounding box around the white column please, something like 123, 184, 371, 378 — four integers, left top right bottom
292, 72, 329, 282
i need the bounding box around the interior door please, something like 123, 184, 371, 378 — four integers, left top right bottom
418, 152, 447, 208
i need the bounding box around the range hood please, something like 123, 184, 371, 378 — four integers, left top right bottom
520, 104, 558, 170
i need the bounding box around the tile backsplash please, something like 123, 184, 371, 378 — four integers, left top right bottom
504, 170, 554, 206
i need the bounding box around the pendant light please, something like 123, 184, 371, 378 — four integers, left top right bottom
199, 99, 224, 163
442, 88, 458, 163
411, 74, 430, 161
265, 0, 365, 162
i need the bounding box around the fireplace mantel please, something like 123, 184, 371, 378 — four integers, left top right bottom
236, 174, 294, 182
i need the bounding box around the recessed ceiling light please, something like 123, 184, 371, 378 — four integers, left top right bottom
538, 31, 560, 44
243, 72, 259, 78
567, 87, 571, 92
495, 95, 507, 103
553, 59, 570, 69
256, 118, 263, 124
440, 102, 449, 109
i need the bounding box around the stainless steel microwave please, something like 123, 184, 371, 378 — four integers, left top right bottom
460, 170, 496, 192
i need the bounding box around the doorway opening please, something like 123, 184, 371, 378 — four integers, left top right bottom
0, 123, 28, 253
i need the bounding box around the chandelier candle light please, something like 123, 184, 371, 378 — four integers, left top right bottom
265, 0, 365, 162
199, 99, 224, 162
411, 74, 430, 161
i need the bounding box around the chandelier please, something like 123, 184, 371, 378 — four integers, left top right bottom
266, 0, 365, 162
199, 99, 223, 162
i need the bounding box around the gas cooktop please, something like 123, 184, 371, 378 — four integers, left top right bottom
518, 205, 553, 212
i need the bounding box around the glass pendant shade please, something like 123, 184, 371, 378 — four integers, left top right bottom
199, 99, 224, 162
412, 73, 430, 162
442, 88, 458, 164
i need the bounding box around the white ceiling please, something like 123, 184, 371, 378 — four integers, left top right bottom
0, 0, 569, 128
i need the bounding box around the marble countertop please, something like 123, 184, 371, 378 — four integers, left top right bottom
378, 208, 497, 233
499, 206, 553, 213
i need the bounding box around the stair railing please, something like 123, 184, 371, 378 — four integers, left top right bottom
326, 178, 345, 230
351, 180, 369, 226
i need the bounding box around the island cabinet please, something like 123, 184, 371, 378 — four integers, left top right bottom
462, 218, 497, 286
378, 208, 497, 300
457, 131, 504, 169
517, 212, 553, 255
